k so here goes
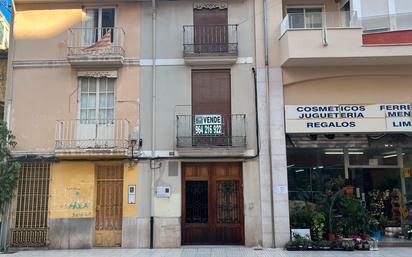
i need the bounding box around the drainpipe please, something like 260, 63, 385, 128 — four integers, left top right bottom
149, 0, 156, 249
0, 2, 16, 251
262, 0, 276, 248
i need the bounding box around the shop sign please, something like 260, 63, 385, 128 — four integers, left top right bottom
194, 114, 223, 135
285, 104, 412, 133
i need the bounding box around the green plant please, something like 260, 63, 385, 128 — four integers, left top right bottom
0, 121, 21, 207
313, 240, 331, 248
342, 240, 355, 250
286, 235, 313, 249
290, 203, 315, 229
339, 195, 368, 236
325, 176, 345, 195
311, 212, 326, 241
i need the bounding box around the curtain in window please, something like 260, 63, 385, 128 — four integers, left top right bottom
80, 78, 115, 123
83, 9, 98, 45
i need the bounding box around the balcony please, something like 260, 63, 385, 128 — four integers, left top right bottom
55, 119, 130, 157
176, 114, 246, 150
67, 27, 125, 67
279, 11, 412, 67
183, 24, 238, 65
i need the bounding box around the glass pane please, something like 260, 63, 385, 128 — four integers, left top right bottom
89, 79, 96, 92
99, 110, 107, 120
306, 11, 323, 28
186, 181, 208, 223
99, 78, 107, 92
85, 9, 98, 28
80, 79, 88, 92
349, 148, 399, 166
107, 109, 114, 120
287, 8, 304, 14
88, 94, 96, 108
289, 13, 304, 28
107, 79, 115, 92
80, 94, 87, 108
80, 110, 87, 120
102, 8, 115, 28
88, 110, 96, 120
107, 93, 114, 108
99, 93, 107, 108
83, 9, 98, 44
402, 149, 412, 222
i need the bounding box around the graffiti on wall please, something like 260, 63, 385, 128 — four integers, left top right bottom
65, 187, 92, 217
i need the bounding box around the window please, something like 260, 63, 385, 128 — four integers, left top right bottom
83, 8, 115, 44
287, 7, 323, 29
79, 77, 115, 123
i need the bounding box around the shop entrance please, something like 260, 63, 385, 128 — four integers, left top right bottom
182, 162, 244, 245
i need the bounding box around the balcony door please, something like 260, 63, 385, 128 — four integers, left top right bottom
83, 8, 115, 46
193, 7, 228, 53
192, 70, 231, 146
78, 77, 115, 148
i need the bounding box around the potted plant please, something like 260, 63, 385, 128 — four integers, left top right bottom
311, 212, 326, 241
342, 240, 355, 251
285, 236, 313, 251
313, 240, 331, 250
369, 218, 382, 241
344, 185, 355, 196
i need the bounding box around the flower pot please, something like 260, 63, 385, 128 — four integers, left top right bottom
372, 231, 382, 241
327, 233, 336, 241
345, 186, 354, 195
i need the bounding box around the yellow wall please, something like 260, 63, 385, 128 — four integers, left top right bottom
49, 161, 139, 219
49, 162, 95, 219
123, 163, 138, 218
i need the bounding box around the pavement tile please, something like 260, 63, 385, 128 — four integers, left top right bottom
3, 247, 412, 257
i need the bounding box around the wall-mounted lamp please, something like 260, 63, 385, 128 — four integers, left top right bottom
130, 139, 137, 158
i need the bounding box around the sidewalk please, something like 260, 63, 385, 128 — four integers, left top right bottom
4, 247, 412, 257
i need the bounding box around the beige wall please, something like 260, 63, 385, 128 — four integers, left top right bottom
10, 2, 141, 153
140, 0, 257, 152
283, 65, 412, 104
14, 3, 140, 60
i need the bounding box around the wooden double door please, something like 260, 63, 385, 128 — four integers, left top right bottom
182, 162, 244, 245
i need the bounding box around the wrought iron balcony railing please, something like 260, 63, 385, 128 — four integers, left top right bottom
183, 24, 238, 55
176, 114, 246, 148
55, 119, 130, 151
67, 27, 125, 58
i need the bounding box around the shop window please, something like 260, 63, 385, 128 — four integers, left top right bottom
348, 148, 399, 167
287, 149, 345, 202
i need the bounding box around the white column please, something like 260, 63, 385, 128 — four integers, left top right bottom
268, 68, 290, 247
256, 68, 274, 248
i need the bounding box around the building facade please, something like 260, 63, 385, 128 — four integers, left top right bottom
3, 0, 141, 249
138, 0, 260, 247
270, 0, 412, 247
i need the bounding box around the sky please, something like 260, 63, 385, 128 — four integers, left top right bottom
1, 0, 11, 22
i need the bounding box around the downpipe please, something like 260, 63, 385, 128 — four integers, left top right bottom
150, 0, 157, 249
